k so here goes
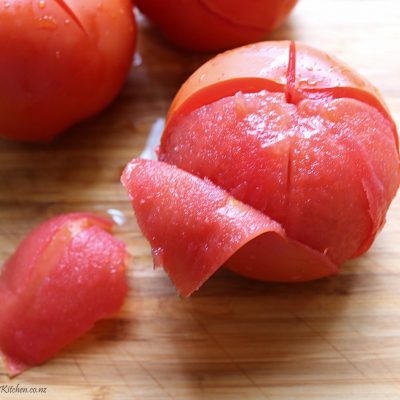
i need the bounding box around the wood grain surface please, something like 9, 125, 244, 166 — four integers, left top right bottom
1, 0, 400, 399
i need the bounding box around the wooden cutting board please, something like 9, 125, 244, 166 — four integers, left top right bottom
1, 1, 400, 398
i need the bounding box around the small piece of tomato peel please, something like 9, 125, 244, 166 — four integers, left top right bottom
0, 213, 128, 377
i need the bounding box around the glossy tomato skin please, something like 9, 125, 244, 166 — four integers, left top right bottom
0, 213, 128, 376
165, 41, 392, 126
0, 0, 136, 141
136, 0, 298, 51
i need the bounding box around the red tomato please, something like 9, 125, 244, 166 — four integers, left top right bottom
0, 213, 128, 376
159, 41, 399, 277
0, 0, 136, 141
121, 41, 399, 296
136, 0, 298, 51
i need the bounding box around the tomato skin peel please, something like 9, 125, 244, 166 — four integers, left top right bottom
0, 0, 136, 141
121, 159, 338, 296
122, 41, 399, 296
0, 213, 128, 376
136, 0, 298, 51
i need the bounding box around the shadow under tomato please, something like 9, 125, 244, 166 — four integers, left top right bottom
144, 266, 363, 399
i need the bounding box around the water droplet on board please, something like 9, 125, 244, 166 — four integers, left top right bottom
4, 2, 10, 8
64, 18, 71, 25
106, 209, 126, 226
140, 118, 165, 160
133, 52, 142, 67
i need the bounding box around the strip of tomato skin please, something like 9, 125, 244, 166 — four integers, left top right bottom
121, 159, 336, 297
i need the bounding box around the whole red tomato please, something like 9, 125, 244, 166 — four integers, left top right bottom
0, 0, 136, 141
122, 41, 399, 296
136, 0, 298, 51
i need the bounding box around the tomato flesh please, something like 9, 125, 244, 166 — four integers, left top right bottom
0, 213, 127, 376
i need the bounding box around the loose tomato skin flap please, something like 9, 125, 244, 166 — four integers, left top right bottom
0, 213, 127, 376
121, 159, 336, 296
